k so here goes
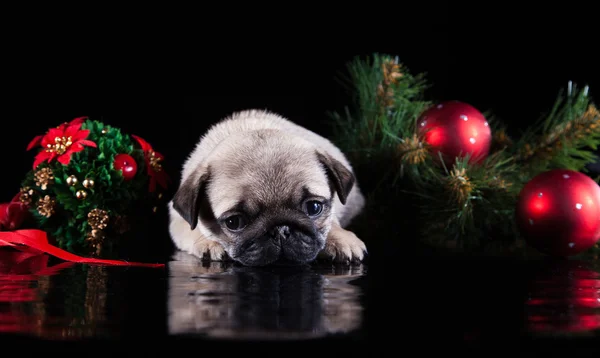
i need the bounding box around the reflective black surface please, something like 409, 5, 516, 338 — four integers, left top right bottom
2, 235, 600, 354
168, 252, 365, 340
0, 251, 367, 340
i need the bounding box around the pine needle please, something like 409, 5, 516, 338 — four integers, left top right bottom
328, 53, 600, 258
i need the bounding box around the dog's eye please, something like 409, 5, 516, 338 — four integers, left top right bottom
224, 215, 246, 231
305, 201, 323, 217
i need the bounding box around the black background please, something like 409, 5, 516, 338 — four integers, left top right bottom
2, 4, 600, 354
3, 6, 599, 197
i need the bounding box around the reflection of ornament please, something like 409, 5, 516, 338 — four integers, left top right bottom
87, 208, 109, 231
66, 175, 78, 186
76, 190, 87, 200
37, 195, 56, 218
516, 169, 600, 256
83, 265, 108, 322
34, 168, 54, 190
113, 153, 137, 181
82, 178, 95, 188
525, 260, 600, 334
86, 208, 109, 256
86, 229, 106, 256
0, 250, 54, 304
416, 101, 492, 168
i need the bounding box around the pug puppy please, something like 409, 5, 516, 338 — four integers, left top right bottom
168, 109, 366, 266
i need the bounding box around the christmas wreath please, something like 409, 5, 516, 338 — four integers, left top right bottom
0, 116, 168, 267
329, 53, 600, 260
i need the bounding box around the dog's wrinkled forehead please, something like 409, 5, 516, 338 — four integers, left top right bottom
206, 131, 330, 217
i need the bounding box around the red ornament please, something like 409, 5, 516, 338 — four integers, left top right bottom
0, 193, 30, 231
113, 154, 138, 181
416, 101, 492, 167
515, 169, 600, 256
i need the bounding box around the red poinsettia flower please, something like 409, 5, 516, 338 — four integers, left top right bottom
26, 117, 97, 169
26, 116, 86, 151
131, 134, 170, 192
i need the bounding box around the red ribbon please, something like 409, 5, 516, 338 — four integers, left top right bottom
0, 229, 164, 268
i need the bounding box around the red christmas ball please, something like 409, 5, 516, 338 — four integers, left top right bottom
515, 169, 600, 256
416, 101, 492, 167
113, 153, 138, 181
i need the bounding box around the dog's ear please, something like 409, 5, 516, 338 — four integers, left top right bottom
316, 151, 355, 205
172, 165, 211, 230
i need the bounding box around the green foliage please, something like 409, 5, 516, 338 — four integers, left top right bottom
512, 83, 600, 176
329, 53, 600, 259
329, 53, 431, 160
19, 118, 163, 257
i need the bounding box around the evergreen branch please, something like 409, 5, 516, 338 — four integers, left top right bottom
329, 53, 431, 156
514, 82, 599, 176
327, 53, 599, 259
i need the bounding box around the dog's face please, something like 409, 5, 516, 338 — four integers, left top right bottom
172, 130, 355, 266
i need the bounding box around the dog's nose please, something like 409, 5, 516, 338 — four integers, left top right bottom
271, 225, 291, 240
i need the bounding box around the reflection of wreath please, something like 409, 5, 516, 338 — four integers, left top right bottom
2, 116, 170, 259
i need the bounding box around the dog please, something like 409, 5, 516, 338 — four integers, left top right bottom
168, 109, 366, 266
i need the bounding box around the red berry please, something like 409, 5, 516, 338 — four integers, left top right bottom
113, 154, 138, 181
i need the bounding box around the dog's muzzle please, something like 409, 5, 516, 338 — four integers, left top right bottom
270, 225, 291, 243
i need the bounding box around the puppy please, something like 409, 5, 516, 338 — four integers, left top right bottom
168, 109, 366, 266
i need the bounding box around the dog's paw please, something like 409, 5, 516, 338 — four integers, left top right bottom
192, 239, 227, 261
319, 227, 367, 264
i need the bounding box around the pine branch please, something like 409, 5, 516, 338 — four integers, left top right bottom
514, 82, 600, 176
328, 53, 600, 259
329, 53, 431, 158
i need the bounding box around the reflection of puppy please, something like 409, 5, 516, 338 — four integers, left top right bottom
168, 251, 364, 339
168, 109, 366, 266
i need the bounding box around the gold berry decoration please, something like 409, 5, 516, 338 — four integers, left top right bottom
34, 167, 54, 190
83, 178, 95, 188
19, 186, 35, 205
86, 229, 106, 257
76, 190, 87, 200
67, 175, 78, 186
37, 195, 56, 218
87, 208, 109, 231
86, 209, 109, 257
